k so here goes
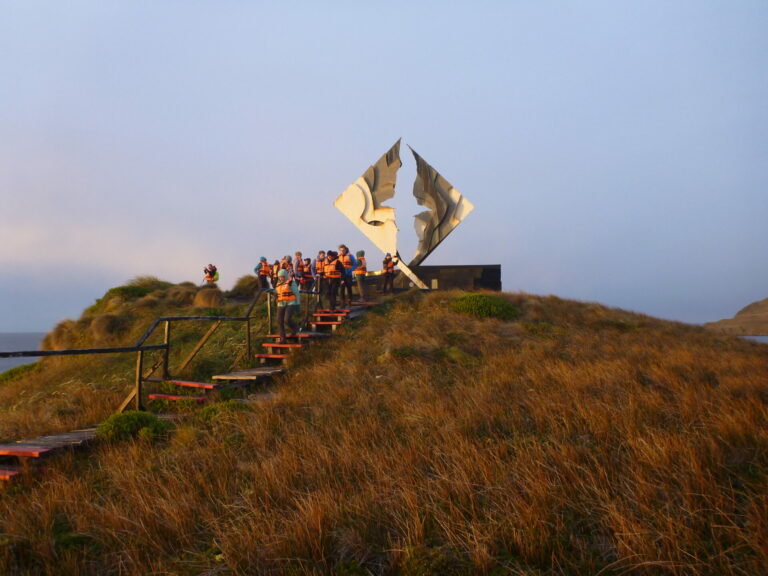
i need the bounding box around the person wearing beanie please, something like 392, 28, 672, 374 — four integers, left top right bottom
354, 249, 368, 302
254, 256, 272, 290
275, 268, 301, 343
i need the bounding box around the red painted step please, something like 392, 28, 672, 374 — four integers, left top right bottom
316, 309, 351, 313
313, 312, 349, 317
262, 342, 303, 349
254, 352, 289, 365
0, 444, 52, 458
267, 333, 314, 339
148, 393, 206, 403
311, 321, 343, 326
0, 467, 21, 481
166, 379, 219, 390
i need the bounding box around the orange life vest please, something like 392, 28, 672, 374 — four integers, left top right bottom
315, 258, 325, 277
295, 261, 304, 277
258, 263, 271, 276
302, 266, 313, 282
383, 259, 395, 274
354, 257, 367, 276
339, 252, 353, 270
324, 259, 342, 279
276, 281, 296, 303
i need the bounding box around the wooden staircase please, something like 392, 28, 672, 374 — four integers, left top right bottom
1, 301, 376, 486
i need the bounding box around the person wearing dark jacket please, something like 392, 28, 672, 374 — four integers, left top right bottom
323, 250, 345, 311
381, 253, 396, 294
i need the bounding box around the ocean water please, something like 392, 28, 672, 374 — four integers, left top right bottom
743, 335, 768, 345
0, 332, 46, 373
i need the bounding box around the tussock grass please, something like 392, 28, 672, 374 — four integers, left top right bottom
1, 290, 767, 574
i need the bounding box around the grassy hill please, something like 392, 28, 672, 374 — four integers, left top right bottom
705, 297, 768, 336
1, 281, 767, 575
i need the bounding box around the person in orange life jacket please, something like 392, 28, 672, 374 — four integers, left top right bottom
313, 250, 327, 309
293, 251, 303, 279
280, 255, 293, 280
381, 253, 397, 294
271, 260, 280, 281
323, 250, 345, 311
275, 269, 301, 343
337, 244, 357, 307
354, 250, 368, 302
203, 264, 218, 284
254, 256, 272, 290
300, 257, 314, 293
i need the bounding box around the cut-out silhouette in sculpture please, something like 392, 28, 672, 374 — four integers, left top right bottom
334, 139, 473, 289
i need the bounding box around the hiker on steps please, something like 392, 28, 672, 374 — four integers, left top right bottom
300, 257, 314, 294
313, 250, 327, 310
254, 256, 272, 290
275, 269, 301, 343
338, 244, 357, 308
354, 250, 368, 302
323, 250, 344, 311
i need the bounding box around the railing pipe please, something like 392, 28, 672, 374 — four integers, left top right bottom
163, 320, 171, 379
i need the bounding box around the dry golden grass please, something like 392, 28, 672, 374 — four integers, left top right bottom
1, 290, 767, 575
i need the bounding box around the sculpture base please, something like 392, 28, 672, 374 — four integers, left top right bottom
393, 265, 501, 291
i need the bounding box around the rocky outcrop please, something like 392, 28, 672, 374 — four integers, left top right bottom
705, 298, 768, 335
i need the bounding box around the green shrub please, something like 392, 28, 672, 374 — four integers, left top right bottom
226, 275, 260, 301
194, 400, 252, 428
450, 293, 520, 321
96, 411, 174, 442
0, 362, 39, 383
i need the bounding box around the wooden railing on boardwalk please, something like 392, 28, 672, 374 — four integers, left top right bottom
0, 289, 274, 413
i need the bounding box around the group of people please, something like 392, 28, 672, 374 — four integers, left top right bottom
253, 246, 399, 342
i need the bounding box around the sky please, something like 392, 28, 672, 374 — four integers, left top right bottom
1, 1, 766, 332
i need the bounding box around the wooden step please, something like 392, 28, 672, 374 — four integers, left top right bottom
212, 367, 284, 381
267, 332, 331, 340
311, 321, 343, 326
0, 467, 21, 481
267, 333, 314, 339
0, 444, 53, 458
166, 379, 219, 390
313, 311, 349, 317
262, 342, 303, 349
254, 353, 289, 365
148, 393, 206, 403
316, 309, 351, 313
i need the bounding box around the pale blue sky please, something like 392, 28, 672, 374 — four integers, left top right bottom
1, 1, 766, 332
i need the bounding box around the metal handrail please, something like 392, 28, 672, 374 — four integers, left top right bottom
1, 288, 272, 412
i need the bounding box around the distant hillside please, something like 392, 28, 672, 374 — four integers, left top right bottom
705, 297, 768, 335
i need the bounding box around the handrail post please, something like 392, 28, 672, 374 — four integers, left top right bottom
135, 349, 144, 411
246, 316, 252, 365
163, 320, 171, 379
267, 293, 273, 335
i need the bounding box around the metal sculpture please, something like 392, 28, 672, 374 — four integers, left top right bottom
409, 146, 475, 268
334, 140, 473, 289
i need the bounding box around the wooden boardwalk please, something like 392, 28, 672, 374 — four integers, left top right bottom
1, 302, 375, 486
